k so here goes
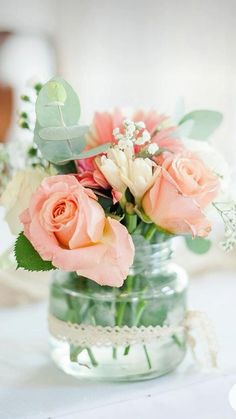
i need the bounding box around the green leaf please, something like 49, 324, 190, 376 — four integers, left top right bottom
34, 77, 90, 164
36, 77, 80, 127
176, 120, 194, 137
34, 122, 86, 164
47, 80, 67, 104
53, 160, 77, 174
74, 143, 111, 160
15, 232, 56, 271
97, 195, 113, 210
185, 236, 212, 254
39, 125, 89, 141
179, 110, 223, 140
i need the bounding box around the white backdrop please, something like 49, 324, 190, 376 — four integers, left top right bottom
55, 0, 236, 167
1, 0, 236, 164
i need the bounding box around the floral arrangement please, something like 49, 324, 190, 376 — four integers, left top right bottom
1, 77, 234, 377
1, 77, 235, 287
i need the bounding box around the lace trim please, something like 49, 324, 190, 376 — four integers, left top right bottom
48, 314, 184, 347
48, 310, 218, 368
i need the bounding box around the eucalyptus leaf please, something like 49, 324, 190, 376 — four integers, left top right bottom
34, 77, 88, 163
179, 110, 223, 140
74, 143, 111, 160
47, 80, 67, 103
34, 122, 86, 164
185, 236, 212, 254
176, 119, 194, 137
36, 77, 81, 127
39, 125, 89, 141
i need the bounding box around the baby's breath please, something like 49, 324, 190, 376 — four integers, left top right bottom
213, 202, 236, 252
147, 143, 159, 155
113, 119, 152, 150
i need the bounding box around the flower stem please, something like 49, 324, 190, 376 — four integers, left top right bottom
125, 214, 137, 234
86, 347, 98, 367
124, 300, 146, 356
143, 344, 152, 370
112, 275, 133, 359
144, 223, 157, 241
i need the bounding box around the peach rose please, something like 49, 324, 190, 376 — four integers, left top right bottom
142, 152, 220, 237
20, 175, 134, 287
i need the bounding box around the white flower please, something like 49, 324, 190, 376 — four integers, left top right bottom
98, 153, 127, 194
0, 168, 48, 235
113, 127, 120, 136
135, 129, 151, 145
96, 146, 158, 203
121, 157, 157, 201
148, 143, 159, 155
135, 121, 145, 130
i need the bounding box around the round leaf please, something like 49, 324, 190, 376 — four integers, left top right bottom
179, 110, 223, 140
36, 77, 81, 127
39, 125, 89, 141
185, 236, 212, 254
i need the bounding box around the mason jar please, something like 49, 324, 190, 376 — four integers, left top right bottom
49, 237, 188, 381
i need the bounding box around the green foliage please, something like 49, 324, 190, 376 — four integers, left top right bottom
185, 236, 212, 254
74, 143, 111, 160
34, 77, 104, 164
36, 77, 81, 128
54, 160, 77, 174
34, 83, 43, 95
15, 232, 56, 271
21, 95, 30, 102
179, 110, 223, 140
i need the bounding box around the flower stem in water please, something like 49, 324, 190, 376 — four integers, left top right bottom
143, 344, 152, 370
86, 347, 98, 367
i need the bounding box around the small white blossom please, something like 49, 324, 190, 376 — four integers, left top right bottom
113, 127, 120, 136
135, 121, 146, 130
135, 129, 151, 145
113, 120, 152, 153
148, 143, 159, 155
117, 139, 134, 150
214, 202, 236, 252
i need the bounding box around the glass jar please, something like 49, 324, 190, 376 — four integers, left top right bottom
49, 237, 188, 381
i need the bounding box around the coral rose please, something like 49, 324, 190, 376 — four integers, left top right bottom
142, 152, 220, 237
20, 175, 134, 286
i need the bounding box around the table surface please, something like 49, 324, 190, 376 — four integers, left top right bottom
1, 269, 236, 419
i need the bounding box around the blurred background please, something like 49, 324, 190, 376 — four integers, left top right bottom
0, 0, 236, 304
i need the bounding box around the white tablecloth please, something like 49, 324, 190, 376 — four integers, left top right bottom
1, 270, 236, 419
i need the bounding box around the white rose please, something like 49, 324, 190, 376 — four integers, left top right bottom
0, 168, 48, 235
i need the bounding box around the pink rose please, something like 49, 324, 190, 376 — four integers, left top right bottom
20, 175, 134, 287
142, 152, 220, 237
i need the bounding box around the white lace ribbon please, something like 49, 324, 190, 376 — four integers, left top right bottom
48, 314, 183, 347
48, 310, 218, 368
184, 310, 218, 368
